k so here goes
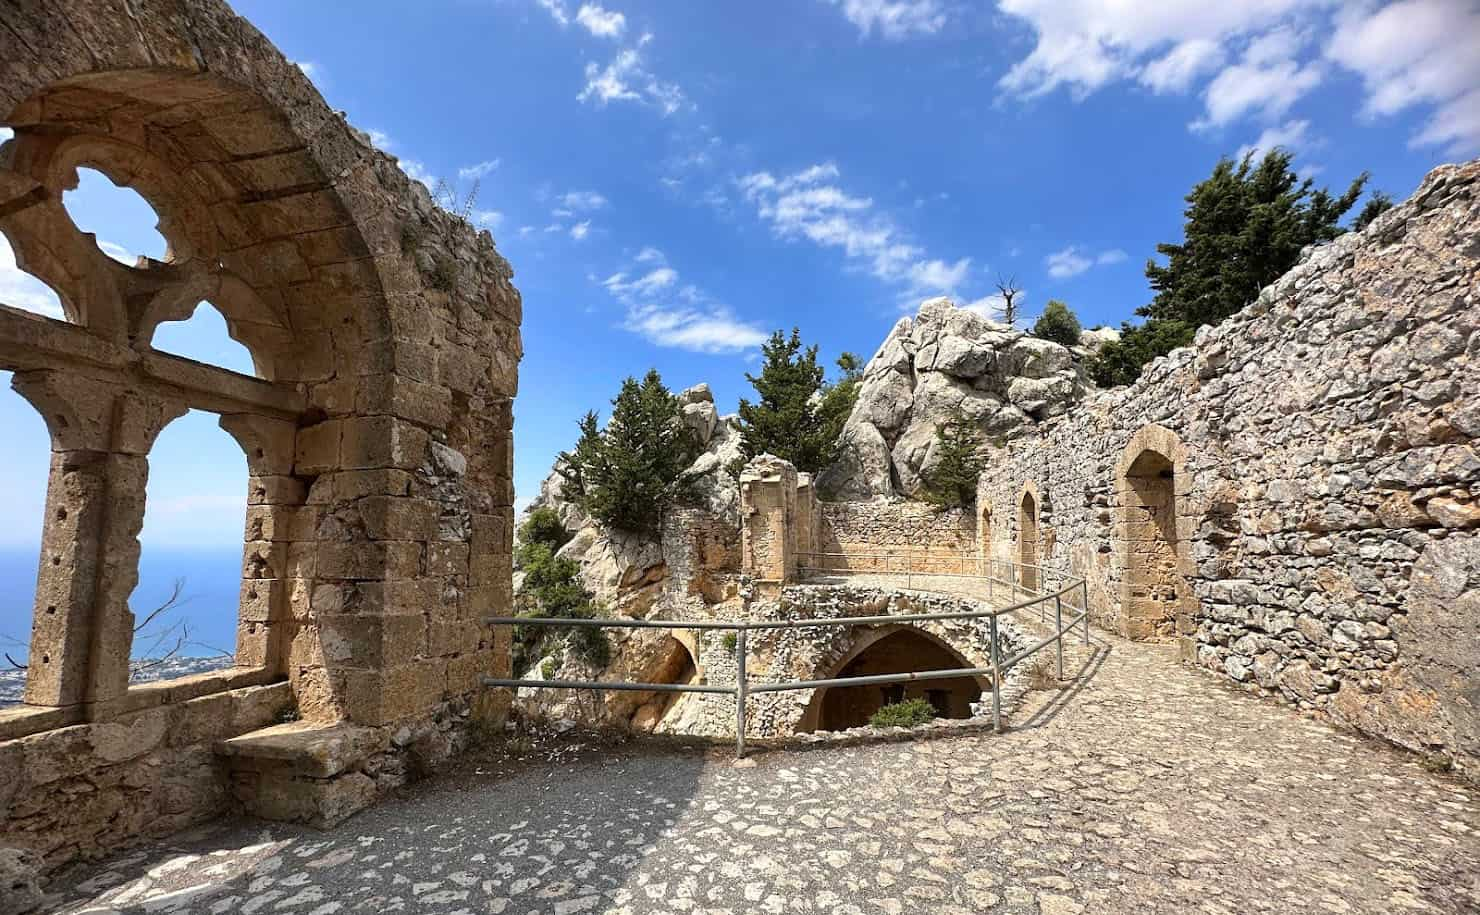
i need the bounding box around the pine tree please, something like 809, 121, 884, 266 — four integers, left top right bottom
1088, 150, 1367, 388
557, 369, 701, 533
920, 411, 989, 509
1032, 299, 1082, 348
738, 330, 854, 473
1353, 191, 1394, 231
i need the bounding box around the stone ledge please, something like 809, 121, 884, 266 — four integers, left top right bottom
216, 720, 387, 778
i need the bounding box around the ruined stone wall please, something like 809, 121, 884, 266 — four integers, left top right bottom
813, 500, 977, 573
977, 159, 1480, 777
0, 0, 519, 869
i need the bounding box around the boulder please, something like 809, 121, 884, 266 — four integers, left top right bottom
817, 419, 894, 500
852, 368, 915, 436
682, 400, 719, 446
0, 847, 43, 914
929, 334, 996, 378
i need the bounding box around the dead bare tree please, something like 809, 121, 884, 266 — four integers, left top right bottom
995, 274, 1024, 326
3, 577, 231, 677
431, 176, 481, 225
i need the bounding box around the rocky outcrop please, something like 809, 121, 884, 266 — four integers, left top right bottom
818, 298, 1085, 500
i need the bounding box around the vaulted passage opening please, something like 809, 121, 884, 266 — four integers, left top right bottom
803, 628, 982, 732
150, 301, 257, 377
1122, 449, 1182, 640
1019, 490, 1039, 591
629, 635, 700, 732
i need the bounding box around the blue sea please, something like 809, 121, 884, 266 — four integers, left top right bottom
0, 546, 243, 662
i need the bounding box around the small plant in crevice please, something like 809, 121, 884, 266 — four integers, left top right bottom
721, 631, 738, 653
399, 221, 422, 257
868, 698, 936, 729
275, 704, 301, 724
540, 657, 557, 681
430, 254, 458, 292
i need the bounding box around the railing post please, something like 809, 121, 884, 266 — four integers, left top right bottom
989, 614, 1002, 734
1082, 579, 1091, 644
1054, 594, 1064, 681
735, 628, 749, 759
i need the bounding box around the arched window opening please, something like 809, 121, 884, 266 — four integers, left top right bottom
61, 167, 169, 265
803, 629, 982, 732
0, 231, 66, 320
0, 372, 53, 706
1122, 450, 1182, 640
1019, 490, 1039, 592
131, 409, 246, 682
630, 636, 699, 732
151, 301, 258, 377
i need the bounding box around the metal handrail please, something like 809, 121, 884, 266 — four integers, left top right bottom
484, 553, 1091, 758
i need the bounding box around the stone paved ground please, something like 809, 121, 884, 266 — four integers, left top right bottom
47, 624, 1480, 915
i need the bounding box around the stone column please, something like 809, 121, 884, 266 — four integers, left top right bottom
740, 455, 798, 593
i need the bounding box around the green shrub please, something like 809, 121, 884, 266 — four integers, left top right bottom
721, 631, 738, 653
920, 409, 988, 509
518, 506, 571, 556
1032, 299, 1082, 348
430, 254, 458, 292
868, 698, 936, 728
569, 626, 610, 668
540, 658, 557, 680
738, 329, 859, 473
558, 369, 701, 533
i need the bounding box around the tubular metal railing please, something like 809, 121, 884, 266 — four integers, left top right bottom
483, 553, 1090, 759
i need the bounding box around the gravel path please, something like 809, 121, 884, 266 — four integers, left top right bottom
48, 629, 1480, 914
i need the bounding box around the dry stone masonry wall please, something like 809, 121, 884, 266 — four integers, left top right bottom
0, 0, 520, 871
977, 159, 1480, 778
815, 500, 977, 572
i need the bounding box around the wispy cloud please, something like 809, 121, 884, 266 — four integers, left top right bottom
995, 1, 1478, 152
458, 159, 500, 180
0, 127, 11, 143
1045, 245, 1125, 279
738, 161, 973, 304
825, 0, 947, 40
294, 61, 322, 82
560, 190, 609, 211
1236, 118, 1315, 160
600, 249, 768, 353
578, 36, 686, 116
576, 3, 626, 37
569, 220, 592, 240
536, 0, 570, 27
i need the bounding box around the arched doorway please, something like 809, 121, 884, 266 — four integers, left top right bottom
977, 504, 992, 577
1019, 489, 1039, 592
800, 628, 983, 732
1117, 425, 1192, 641
629, 635, 700, 732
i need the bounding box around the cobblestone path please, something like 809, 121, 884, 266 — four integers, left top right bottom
51, 628, 1480, 914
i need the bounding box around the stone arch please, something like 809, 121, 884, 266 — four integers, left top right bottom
1018, 482, 1040, 592
798, 625, 985, 732
629, 635, 701, 732
1115, 424, 1195, 641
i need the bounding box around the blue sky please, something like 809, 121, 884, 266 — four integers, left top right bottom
2, 0, 1478, 553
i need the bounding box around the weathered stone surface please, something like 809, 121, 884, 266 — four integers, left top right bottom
977, 158, 1480, 779
821, 297, 1082, 499
0, 847, 43, 914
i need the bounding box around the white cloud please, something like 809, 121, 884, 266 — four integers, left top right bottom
294, 61, 321, 81
536, 0, 570, 27
826, 0, 947, 40
1045, 247, 1093, 279
560, 190, 609, 211
635, 246, 665, 263
998, 0, 1479, 151
367, 128, 393, 149
996, 0, 1319, 98
600, 253, 767, 353
0, 233, 65, 319
458, 159, 500, 180
97, 240, 136, 265
1194, 29, 1323, 129
0, 127, 13, 143
738, 161, 975, 302
1046, 245, 1126, 278
1140, 39, 1225, 93
1236, 118, 1314, 160
576, 3, 626, 37
398, 159, 436, 190
578, 45, 686, 115
569, 220, 591, 240
1327, 0, 1480, 155
473, 210, 504, 229
960, 292, 1018, 322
